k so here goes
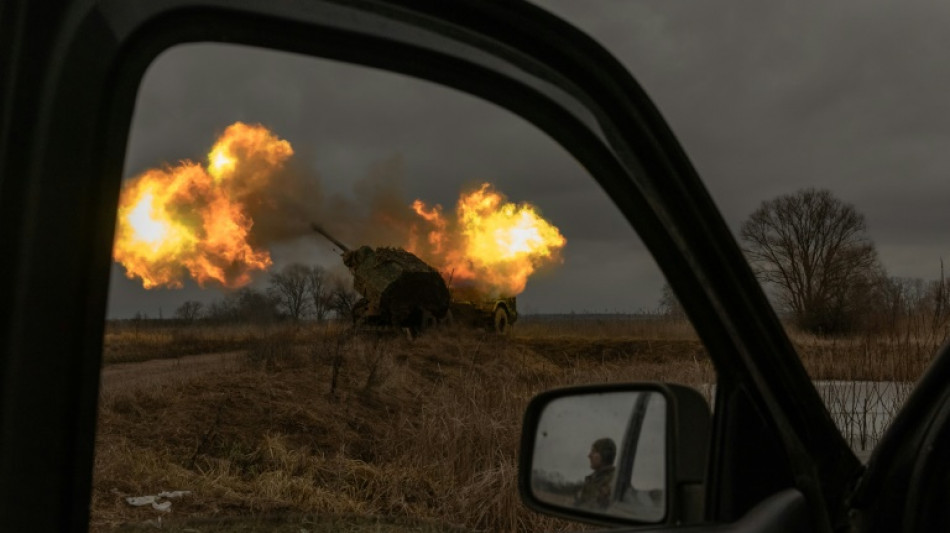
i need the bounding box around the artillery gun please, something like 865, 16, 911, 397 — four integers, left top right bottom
312, 223, 518, 335
312, 224, 451, 334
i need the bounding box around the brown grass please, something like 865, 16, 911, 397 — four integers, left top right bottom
93, 315, 945, 531
790, 310, 948, 381
93, 318, 710, 531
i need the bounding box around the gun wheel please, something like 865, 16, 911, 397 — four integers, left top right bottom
421, 310, 438, 330
440, 309, 455, 328
407, 309, 438, 340
493, 307, 510, 335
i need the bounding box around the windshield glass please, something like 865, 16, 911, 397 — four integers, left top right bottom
97, 42, 711, 531
92, 2, 950, 530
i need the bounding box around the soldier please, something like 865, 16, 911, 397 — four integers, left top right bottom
575, 437, 617, 511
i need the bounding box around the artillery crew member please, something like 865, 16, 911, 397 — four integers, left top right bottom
575, 437, 617, 510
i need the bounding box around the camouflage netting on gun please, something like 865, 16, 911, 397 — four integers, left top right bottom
343, 246, 451, 326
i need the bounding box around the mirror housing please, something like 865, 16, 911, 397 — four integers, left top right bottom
519, 383, 711, 527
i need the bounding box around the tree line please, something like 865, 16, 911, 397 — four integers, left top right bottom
173, 264, 360, 323
661, 188, 949, 336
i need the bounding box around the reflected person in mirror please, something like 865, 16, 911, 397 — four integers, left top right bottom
574, 437, 617, 510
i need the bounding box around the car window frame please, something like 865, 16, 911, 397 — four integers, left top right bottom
0, 1, 862, 530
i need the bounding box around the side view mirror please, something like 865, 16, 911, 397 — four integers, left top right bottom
518, 383, 711, 527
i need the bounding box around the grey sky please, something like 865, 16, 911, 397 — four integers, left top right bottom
107, 1, 950, 318
545, 0, 950, 271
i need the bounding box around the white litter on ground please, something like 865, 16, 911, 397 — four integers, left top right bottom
158, 491, 191, 499
125, 495, 156, 507
125, 490, 192, 512
151, 501, 172, 512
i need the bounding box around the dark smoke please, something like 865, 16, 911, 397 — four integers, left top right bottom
244, 153, 420, 252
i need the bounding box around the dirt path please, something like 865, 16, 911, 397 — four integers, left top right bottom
99, 351, 246, 396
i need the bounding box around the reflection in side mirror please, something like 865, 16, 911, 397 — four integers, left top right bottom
530, 391, 666, 523
520, 383, 711, 527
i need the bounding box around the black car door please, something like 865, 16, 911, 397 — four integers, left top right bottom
1, 1, 868, 531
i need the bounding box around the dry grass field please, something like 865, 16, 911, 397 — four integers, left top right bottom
92, 315, 945, 531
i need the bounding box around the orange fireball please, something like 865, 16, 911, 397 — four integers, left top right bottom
113, 122, 292, 289
410, 183, 565, 296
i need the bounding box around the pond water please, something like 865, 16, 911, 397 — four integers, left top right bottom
700, 381, 915, 462
813, 380, 915, 462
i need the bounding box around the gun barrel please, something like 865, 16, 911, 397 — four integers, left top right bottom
311, 223, 350, 254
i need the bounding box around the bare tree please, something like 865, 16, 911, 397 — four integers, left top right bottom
306, 265, 331, 321
267, 263, 312, 321
174, 300, 203, 322
740, 188, 881, 334
205, 287, 281, 323
329, 278, 360, 322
